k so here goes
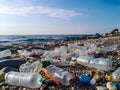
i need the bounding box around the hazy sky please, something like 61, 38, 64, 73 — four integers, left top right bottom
0, 0, 120, 35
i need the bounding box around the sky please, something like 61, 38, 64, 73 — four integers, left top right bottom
0, 0, 120, 35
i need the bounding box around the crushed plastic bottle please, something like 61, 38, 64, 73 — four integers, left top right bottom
0, 49, 12, 58
45, 65, 73, 86
5, 71, 44, 88
18, 49, 31, 57
19, 61, 42, 73
76, 56, 112, 71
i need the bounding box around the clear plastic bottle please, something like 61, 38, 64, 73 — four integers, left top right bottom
19, 61, 42, 73
112, 68, 120, 82
5, 71, 44, 88
76, 56, 112, 71
100, 44, 118, 54
46, 65, 73, 86
0, 49, 12, 58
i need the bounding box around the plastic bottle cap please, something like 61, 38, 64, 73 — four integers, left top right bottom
68, 78, 73, 84
41, 61, 51, 68
90, 78, 96, 85
79, 74, 91, 83
39, 78, 44, 83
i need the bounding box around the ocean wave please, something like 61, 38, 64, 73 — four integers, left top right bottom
0, 35, 93, 45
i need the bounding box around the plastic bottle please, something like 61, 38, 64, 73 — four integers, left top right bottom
76, 56, 112, 71
45, 65, 73, 86
19, 61, 43, 73
0, 49, 12, 58
5, 71, 44, 88
112, 68, 120, 82
100, 44, 118, 54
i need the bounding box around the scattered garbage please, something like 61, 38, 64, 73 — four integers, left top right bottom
0, 35, 119, 89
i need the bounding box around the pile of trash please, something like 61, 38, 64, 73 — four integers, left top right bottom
0, 37, 120, 90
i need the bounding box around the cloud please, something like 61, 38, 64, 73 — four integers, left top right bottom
0, 6, 81, 19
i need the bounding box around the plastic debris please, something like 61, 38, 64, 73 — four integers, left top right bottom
0, 49, 12, 58
5, 71, 44, 88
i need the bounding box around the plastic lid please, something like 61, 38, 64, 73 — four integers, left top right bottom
42, 68, 61, 86
79, 74, 91, 83
39, 78, 44, 83
68, 78, 73, 84
41, 61, 51, 68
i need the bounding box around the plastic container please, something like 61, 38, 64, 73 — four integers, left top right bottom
112, 68, 120, 82
19, 61, 42, 73
0, 49, 12, 58
5, 71, 44, 88
76, 56, 112, 71
45, 65, 73, 86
